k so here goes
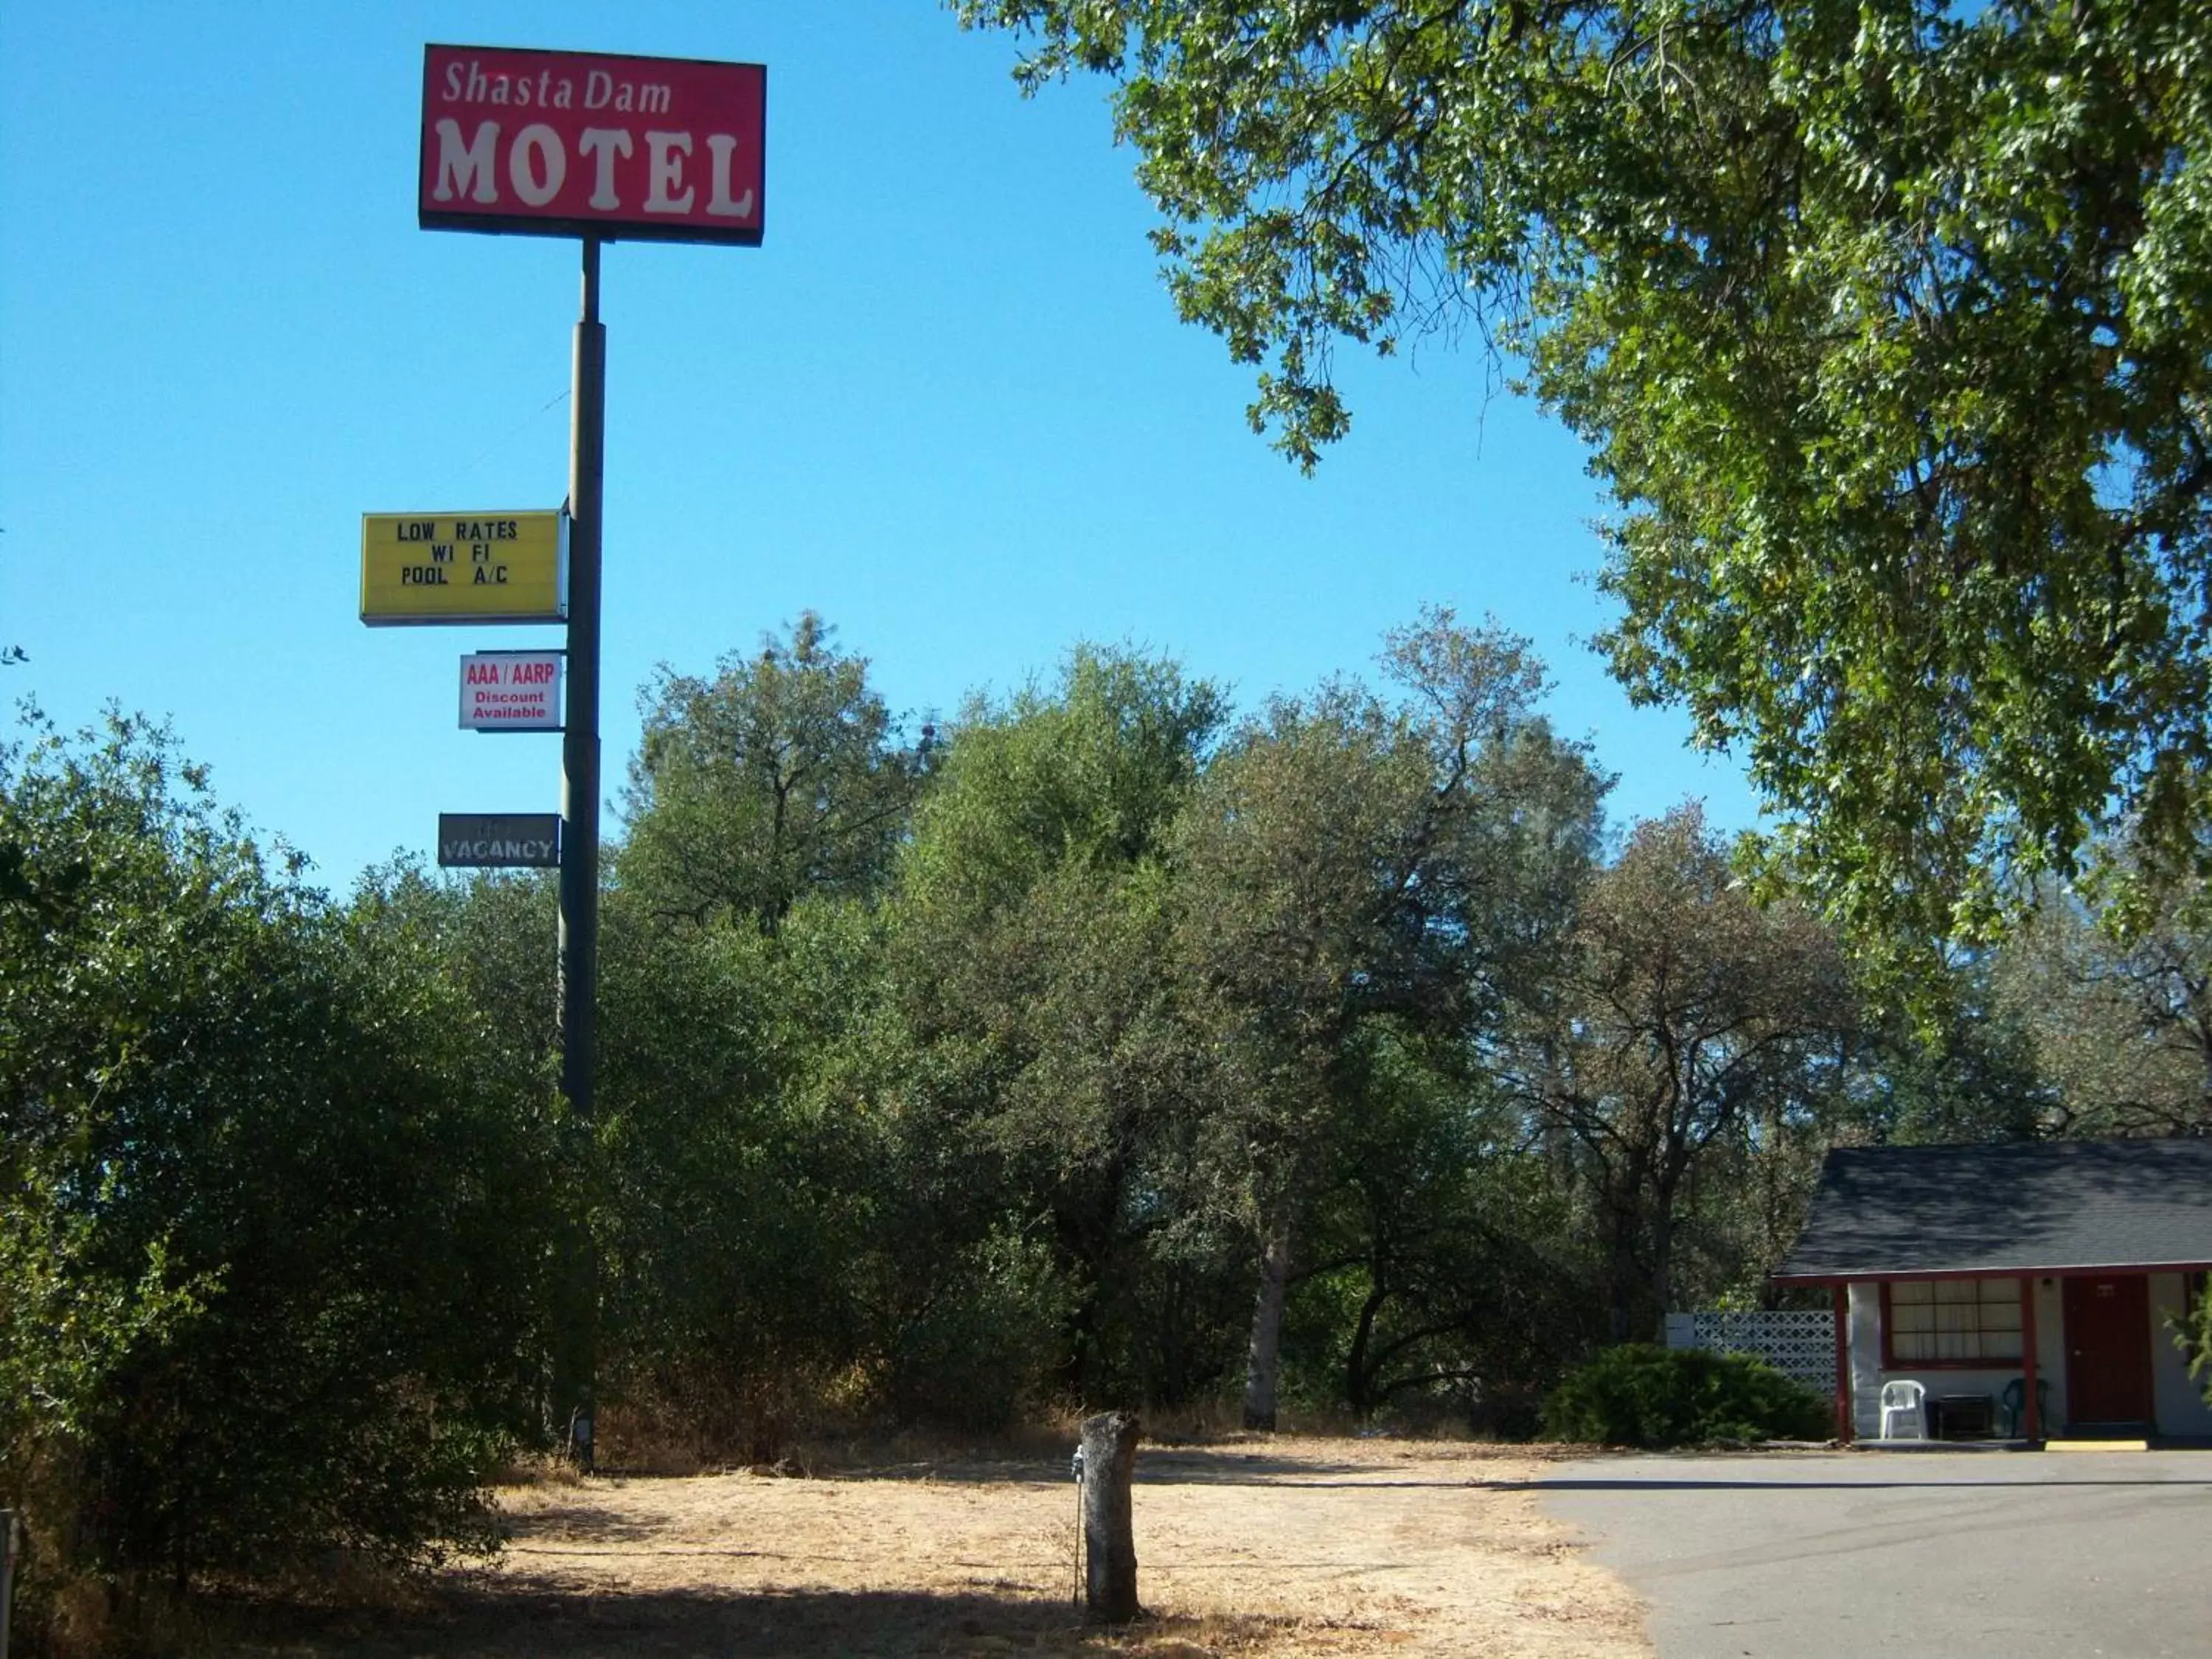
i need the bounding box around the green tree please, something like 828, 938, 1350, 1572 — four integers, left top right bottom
867, 647, 1236, 1412
345, 862, 602, 1454
1505, 805, 1858, 1340
1992, 870, 2212, 1137
957, 0, 2212, 960
1171, 610, 1605, 1425
0, 715, 553, 1621
1851, 950, 2054, 1146
1286, 1032, 1597, 1426
602, 613, 940, 1449
623, 611, 931, 933
588, 889, 888, 1457
349, 861, 560, 1111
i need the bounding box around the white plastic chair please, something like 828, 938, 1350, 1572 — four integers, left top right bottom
1878, 1379, 1927, 1441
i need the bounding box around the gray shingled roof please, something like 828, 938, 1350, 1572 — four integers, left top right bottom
1775, 1138, 2212, 1281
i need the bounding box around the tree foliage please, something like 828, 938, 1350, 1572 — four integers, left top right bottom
1288, 1033, 1597, 1428
589, 891, 891, 1453
956, 0, 2212, 959
624, 611, 932, 933
1172, 609, 1607, 1422
1993, 868, 2212, 1136
29, 600, 2212, 1653
1506, 805, 1857, 1338
0, 715, 552, 1611
871, 647, 1235, 1411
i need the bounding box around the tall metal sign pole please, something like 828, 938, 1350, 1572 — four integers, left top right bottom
554, 237, 606, 1451
416, 42, 767, 1453
562, 234, 604, 1152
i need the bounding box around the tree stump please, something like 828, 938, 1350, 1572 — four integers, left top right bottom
1078, 1410, 1141, 1623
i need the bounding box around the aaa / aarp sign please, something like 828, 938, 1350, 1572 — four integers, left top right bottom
361, 509, 567, 625
461, 650, 564, 731
420, 45, 765, 246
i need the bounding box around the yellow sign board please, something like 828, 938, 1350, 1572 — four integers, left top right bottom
361, 509, 567, 625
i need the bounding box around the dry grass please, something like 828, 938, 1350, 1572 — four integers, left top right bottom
220, 1436, 1646, 1658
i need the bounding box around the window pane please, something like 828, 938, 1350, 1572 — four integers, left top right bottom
1885, 1277, 2030, 1363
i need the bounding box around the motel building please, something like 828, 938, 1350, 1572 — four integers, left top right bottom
1774, 1138, 2212, 1444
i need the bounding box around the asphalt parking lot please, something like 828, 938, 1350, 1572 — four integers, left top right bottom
1535, 1448, 2212, 1658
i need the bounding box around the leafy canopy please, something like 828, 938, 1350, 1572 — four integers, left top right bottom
624, 611, 931, 933
956, 0, 2212, 961
1, 713, 551, 1586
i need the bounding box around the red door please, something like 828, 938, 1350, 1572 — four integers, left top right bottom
2062, 1275, 2153, 1427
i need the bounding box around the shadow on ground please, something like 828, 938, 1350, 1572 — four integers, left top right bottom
220, 1580, 1285, 1658
498, 1496, 668, 1545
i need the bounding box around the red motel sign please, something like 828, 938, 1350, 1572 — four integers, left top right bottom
419, 44, 765, 246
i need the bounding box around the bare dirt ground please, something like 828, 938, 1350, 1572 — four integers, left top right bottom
237, 1439, 1648, 1658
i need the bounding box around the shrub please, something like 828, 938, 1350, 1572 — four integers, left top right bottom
1, 716, 553, 1636
1540, 1343, 1830, 1447
886, 1225, 1075, 1432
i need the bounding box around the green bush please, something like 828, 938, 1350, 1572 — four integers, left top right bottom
886, 1225, 1075, 1432
1, 716, 554, 1625
1540, 1343, 1831, 1447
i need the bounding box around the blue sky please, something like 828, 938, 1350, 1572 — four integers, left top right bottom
1, 2, 1758, 894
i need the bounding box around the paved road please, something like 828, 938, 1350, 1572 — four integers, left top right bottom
1537, 1450, 2212, 1658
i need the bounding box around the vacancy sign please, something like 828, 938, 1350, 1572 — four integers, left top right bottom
438, 812, 562, 869
419, 45, 765, 245
462, 650, 563, 731
361, 510, 567, 625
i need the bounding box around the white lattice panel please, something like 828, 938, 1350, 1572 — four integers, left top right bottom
1666, 1310, 1835, 1392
